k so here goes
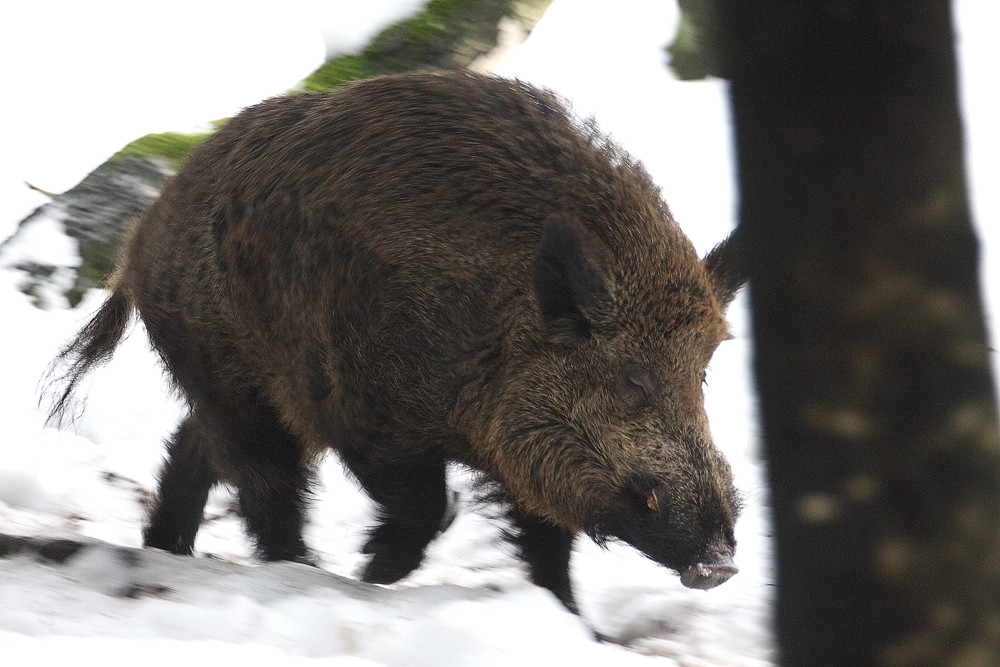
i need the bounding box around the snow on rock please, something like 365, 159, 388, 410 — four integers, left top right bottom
0, 157, 173, 309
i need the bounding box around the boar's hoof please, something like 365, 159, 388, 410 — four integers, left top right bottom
679, 554, 738, 590
360, 552, 424, 585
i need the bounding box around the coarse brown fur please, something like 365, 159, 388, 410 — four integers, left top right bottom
47, 70, 746, 613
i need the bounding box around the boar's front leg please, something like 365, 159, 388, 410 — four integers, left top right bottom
339, 441, 450, 585
507, 506, 579, 614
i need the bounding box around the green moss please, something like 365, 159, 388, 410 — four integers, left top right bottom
65, 238, 122, 307
301, 54, 370, 93
109, 129, 214, 169
78, 242, 118, 283
363, 0, 511, 75
64, 284, 86, 308
666, 0, 724, 80
301, 0, 527, 92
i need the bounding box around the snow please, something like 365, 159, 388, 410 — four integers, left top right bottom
1, 1, 997, 665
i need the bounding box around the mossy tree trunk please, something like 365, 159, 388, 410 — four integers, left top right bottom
3, 0, 552, 307
716, 1, 1000, 664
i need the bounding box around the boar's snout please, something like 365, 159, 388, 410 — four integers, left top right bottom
680, 552, 738, 590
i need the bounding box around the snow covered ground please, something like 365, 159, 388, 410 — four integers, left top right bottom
1, 1, 997, 665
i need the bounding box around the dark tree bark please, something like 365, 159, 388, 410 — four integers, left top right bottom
716, 2, 1000, 665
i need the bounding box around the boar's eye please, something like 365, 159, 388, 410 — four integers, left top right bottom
624, 473, 665, 517
620, 364, 656, 409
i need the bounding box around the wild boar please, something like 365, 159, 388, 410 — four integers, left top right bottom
48, 70, 746, 614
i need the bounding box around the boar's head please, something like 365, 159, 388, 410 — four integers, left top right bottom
490, 212, 745, 591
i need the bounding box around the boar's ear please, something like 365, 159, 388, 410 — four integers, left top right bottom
533, 213, 615, 345
703, 226, 748, 310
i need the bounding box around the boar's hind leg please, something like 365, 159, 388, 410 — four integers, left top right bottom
143, 413, 218, 555
146, 402, 313, 564
228, 409, 313, 564
340, 445, 449, 585
507, 507, 580, 614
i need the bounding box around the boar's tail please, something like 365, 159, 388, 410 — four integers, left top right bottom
43, 288, 135, 427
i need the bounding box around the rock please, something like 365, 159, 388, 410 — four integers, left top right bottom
0, 157, 173, 307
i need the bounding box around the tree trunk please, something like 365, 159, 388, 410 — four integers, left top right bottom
717, 2, 1000, 664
